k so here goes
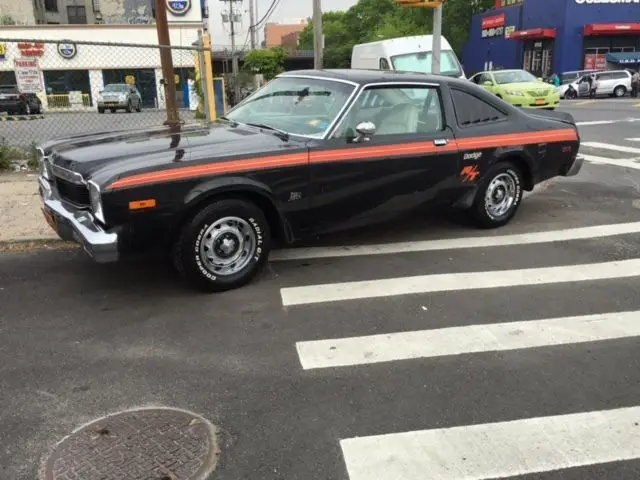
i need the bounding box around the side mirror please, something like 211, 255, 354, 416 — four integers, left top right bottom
483, 81, 493, 87
353, 121, 376, 143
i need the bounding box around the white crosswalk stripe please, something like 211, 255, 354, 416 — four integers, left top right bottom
281, 258, 640, 306
582, 154, 640, 170
296, 310, 640, 369
272, 221, 640, 261
340, 406, 640, 480
283, 219, 640, 479
581, 141, 640, 155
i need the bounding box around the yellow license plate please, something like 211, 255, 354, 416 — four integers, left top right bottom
535, 99, 545, 105
42, 208, 57, 233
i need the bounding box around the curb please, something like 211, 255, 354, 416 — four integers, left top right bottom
0, 238, 78, 253
0, 115, 45, 121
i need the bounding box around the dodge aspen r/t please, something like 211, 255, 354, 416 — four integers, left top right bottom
37, 69, 583, 292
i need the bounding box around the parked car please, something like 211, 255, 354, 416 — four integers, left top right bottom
559, 69, 601, 85
593, 70, 633, 97
0, 85, 42, 115
468, 69, 560, 109
561, 70, 632, 99
37, 69, 582, 292
97, 83, 142, 113
352, 34, 466, 79
559, 75, 593, 99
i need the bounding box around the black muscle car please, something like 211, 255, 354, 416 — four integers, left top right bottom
37, 69, 583, 292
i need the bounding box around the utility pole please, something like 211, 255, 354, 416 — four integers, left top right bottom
392, 0, 444, 75
432, 4, 442, 74
248, 0, 256, 49
312, 0, 323, 69
154, 0, 180, 125
221, 0, 241, 103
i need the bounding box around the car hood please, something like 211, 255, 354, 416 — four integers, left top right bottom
43, 121, 306, 184
499, 82, 555, 93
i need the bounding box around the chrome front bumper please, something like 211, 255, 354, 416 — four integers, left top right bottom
564, 154, 584, 177
38, 176, 119, 263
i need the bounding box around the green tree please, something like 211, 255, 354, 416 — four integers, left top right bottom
243, 47, 288, 80
297, 0, 495, 68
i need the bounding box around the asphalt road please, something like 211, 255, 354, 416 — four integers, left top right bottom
1, 101, 640, 480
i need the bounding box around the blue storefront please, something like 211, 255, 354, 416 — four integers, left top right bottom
462, 0, 640, 78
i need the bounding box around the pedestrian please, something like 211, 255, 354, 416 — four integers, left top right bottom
589, 74, 598, 98
550, 73, 560, 87
631, 71, 639, 98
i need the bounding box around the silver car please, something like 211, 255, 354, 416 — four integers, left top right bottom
593, 70, 633, 97
97, 83, 142, 113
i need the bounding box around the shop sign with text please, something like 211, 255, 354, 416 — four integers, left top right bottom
482, 14, 506, 38
14, 58, 44, 93
17, 42, 45, 57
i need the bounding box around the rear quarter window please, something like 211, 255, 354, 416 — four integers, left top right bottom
450, 88, 507, 127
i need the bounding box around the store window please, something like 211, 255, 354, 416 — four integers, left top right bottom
43, 70, 92, 107
67, 6, 87, 24
0, 71, 17, 85
45, 0, 58, 12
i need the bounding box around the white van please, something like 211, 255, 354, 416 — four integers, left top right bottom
351, 35, 466, 79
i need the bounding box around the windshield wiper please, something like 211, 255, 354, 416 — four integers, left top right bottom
218, 116, 238, 126
246, 122, 289, 141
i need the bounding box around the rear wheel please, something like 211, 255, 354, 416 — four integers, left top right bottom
614, 86, 626, 98
468, 162, 524, 229
172, 198, 271, 292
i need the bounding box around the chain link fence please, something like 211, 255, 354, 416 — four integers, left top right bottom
0, 38, 213, 161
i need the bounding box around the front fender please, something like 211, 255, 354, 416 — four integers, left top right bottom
183, 176, 276, 207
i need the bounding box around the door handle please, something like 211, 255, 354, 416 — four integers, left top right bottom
433, 139, 448, 147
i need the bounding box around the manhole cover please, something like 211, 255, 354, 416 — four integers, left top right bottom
42, 407, 218, 480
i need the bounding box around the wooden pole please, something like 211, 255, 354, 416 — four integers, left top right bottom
155, 0, 180, 126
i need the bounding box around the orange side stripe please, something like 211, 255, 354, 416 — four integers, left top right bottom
107, 129, 578, 190
109, 153, 308, 189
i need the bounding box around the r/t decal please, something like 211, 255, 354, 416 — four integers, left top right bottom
460, 165, 480, 182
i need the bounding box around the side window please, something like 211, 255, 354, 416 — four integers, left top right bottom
334, 86, 444, 138
379, 58, 390, 70
451, 89, 507, 127
478, 73, 492, 84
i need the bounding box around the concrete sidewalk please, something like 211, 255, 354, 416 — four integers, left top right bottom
0, 173, 61, 245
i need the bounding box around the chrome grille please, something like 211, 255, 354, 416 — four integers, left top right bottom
54, 176, 91, 207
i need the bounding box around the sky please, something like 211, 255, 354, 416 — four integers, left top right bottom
207, 0, 359, 47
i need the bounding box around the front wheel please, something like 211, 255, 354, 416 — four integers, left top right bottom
172, 198, 271, 292
468, 162, 524, 229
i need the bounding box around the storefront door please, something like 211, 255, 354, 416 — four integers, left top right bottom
523, 40, 554, 78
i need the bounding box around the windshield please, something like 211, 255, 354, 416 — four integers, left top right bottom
225, 76, 356, 137
390, 50, 462, 77
103, 84, 130, 92
493, 70, 538, 84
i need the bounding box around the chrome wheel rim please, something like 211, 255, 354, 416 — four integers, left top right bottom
198, 216, 256, 276
485, 173, 516, 219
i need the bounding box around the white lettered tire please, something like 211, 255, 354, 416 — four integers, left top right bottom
173, 198, 271, 292
469, 162, 524, 229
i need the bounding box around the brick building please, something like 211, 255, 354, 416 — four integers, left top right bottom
263, 20, 307, 48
